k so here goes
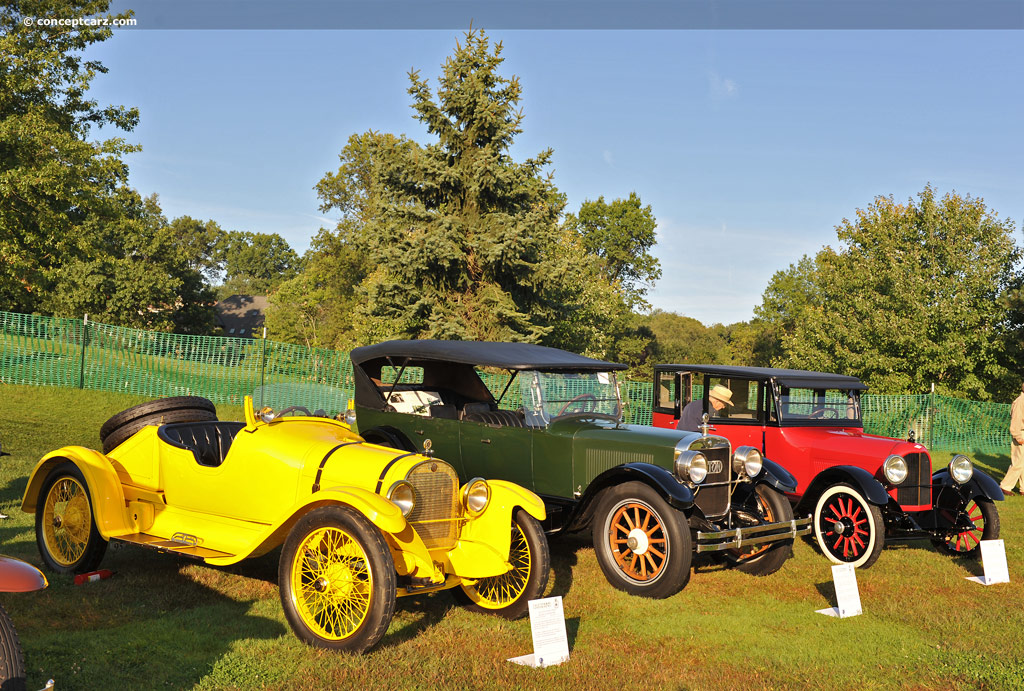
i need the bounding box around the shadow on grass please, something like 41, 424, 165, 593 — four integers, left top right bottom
972, 452, 1010, 478
15, 545, 287, 689
547, 532, 588, 598
814, 580, 835, 608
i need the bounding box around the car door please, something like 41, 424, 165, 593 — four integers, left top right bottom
458, 418, 534, 491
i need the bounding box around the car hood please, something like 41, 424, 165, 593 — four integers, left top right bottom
549, 417, 697, 467
779, 426, 929, 464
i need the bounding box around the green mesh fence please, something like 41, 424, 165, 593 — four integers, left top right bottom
0, 310, 1011, 454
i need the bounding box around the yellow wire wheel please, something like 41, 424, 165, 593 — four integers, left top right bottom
35, 462, 107, 574
279, 506, 396, 652
455, 508, 549, 619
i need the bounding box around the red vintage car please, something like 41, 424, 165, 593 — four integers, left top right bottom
651, 364, 1003, 568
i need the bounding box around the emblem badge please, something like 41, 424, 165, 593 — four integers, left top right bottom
708, 460, 723, 474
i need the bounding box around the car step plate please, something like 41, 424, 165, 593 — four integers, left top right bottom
114, 533, 234, 561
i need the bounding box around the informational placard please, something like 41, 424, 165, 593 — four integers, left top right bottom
816, 563, 863, 618
507, 597, 570, 668
966, 539, 1010, 586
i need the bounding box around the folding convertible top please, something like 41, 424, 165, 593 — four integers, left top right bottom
350, 340, 627, 372
655, 363, 868, 391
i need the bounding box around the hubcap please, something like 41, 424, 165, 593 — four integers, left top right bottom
626, 528, 649, 554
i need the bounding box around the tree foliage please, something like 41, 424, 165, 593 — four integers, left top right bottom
762, 186, 1022, 400
293, 30, 650, 357
564, 192, 661, 309
217, 230, 301, 297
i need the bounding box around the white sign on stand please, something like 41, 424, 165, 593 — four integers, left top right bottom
507, 597, 570, 668
966, 539, 1010, 586
816, 563, 863, 618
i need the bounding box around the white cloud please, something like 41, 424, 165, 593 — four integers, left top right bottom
709, 71, 738, 99
603, 150, 614, 166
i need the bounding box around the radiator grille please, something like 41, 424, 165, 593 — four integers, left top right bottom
896, 452, 932, 506
694, 446, 731, 518
406, 461, 461, 551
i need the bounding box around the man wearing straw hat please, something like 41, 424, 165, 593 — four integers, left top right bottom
1001, 381, 1024, 497
676, 384, 733, 433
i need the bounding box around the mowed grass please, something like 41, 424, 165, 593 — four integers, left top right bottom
0, 383, 1022, 690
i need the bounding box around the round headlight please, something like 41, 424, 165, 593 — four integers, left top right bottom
259, 407, 276, 423
949, 454, 974, 484
675, 450, 708, 484
344, 408, 357, 426
387, 481, 416, 517
883, 455, 908, 485
732, 446, 763, 478
462, 478, 491, 516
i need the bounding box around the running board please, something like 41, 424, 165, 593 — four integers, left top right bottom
113, 532, 235, 561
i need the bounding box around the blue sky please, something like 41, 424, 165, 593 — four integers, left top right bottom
82, 29, 1023, 325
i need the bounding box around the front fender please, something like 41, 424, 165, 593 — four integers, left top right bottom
0, 556, 47, 592
756, 457, 798, 493
794, 465, 890, 514
932, 468, 1004, 503
567, 462, 694, 532
21, 447, 134, 539
447, 480, 547, 579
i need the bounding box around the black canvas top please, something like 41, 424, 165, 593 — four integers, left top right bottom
350, 340, 627, 372
654, 363, 867, 391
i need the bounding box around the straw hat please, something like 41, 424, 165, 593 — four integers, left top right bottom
708, 385, 734, 406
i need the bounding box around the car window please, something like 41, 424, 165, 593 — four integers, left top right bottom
520, 370, 622, 426
381, 366, 424, 384
778, 387, 861, 422
655, 371, 676, 412
706, 377, 759, 423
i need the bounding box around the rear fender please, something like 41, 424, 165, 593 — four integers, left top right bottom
21, 447, 133, 538
794, 465, 890, 514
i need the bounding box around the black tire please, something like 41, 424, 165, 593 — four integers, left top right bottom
100, 396, 218, 453
592, 481, 692, 599
931, 498, 999, 558
359, 426, 415, 452
724, 484, 795, 576
278, 505, 397, 653
813, 483, 885, 569
452, 508, 549, 619
35, 462, 107, 574
0, 604, 26, 691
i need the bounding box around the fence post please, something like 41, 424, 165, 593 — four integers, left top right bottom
78, 314, 89, 390
929, 383, 935, 450
259, 326, 267, 405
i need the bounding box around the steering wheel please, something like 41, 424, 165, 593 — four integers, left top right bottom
556, 393, 597, 416
275, 405, 312, 418
809, 407, 838, 419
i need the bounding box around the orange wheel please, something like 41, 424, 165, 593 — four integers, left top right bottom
724, 484, 795, 576
592, 481, 691, 599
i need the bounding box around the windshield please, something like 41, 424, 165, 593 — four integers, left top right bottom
776, 387, 861, 424
253, 383, 350, 418
520, 370, 622, 426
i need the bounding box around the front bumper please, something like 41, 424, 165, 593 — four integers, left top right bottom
696, 516, 812, 553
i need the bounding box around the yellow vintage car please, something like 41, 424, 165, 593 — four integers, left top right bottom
21, 392, 549, 653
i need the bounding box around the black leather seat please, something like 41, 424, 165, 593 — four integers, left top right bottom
159, 422, 246, 467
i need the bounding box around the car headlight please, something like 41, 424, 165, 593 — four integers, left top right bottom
387, 481, 416, 517
949, 454, 974, 484
674, 450, 708, 484
344, 409, 357, 426
732, 446, 763, 478
883, 455, 908, 485
461, 478, 490, 517
259, 406, 275, 423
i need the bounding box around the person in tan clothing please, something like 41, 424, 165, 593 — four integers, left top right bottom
1001, 382, 1024, 496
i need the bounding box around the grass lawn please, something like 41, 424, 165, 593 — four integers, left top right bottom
0, 383, 1021, 690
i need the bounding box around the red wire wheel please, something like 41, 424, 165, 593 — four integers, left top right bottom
813, 484, 884, 569
931, 498, 999, 558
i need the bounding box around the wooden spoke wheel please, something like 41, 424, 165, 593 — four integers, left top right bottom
593, 481, 692, 599
724, 484, 795, 576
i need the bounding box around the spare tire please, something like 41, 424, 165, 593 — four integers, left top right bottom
100, 396, 218, 454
